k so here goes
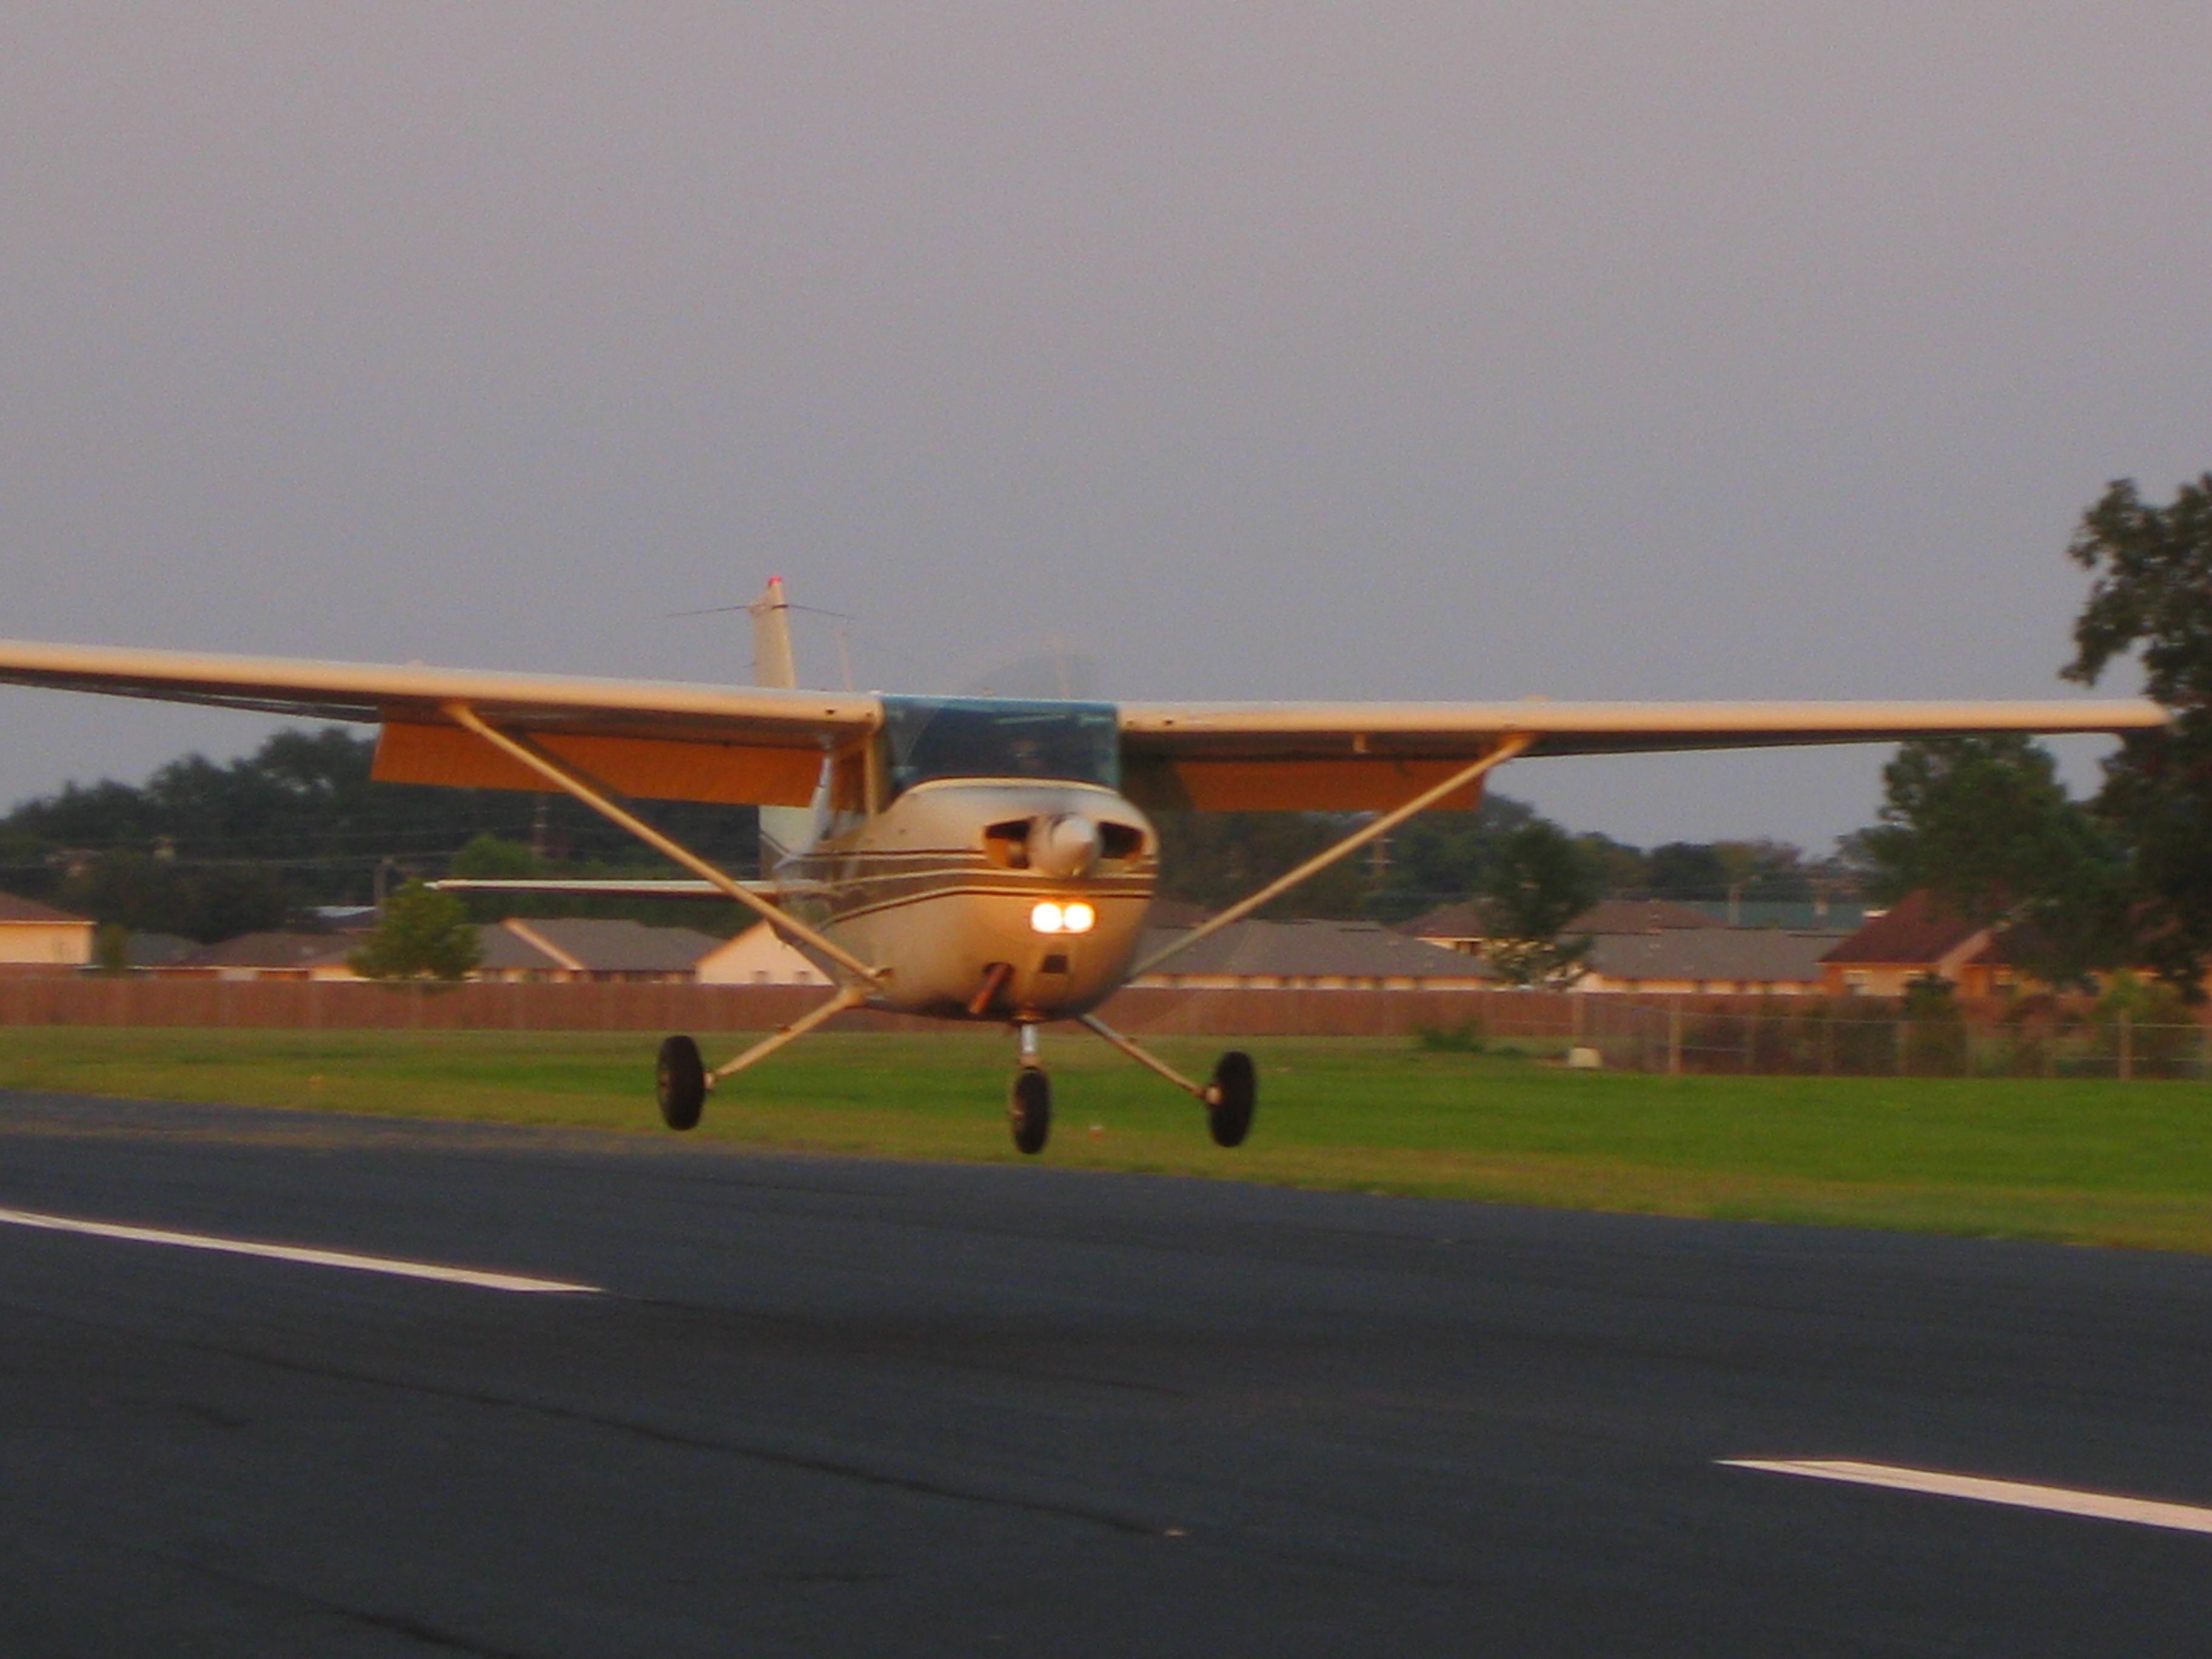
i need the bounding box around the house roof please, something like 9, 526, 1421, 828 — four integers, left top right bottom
472, 924, 568, 973
123, 931, 197, 968
1138, 919, 1500, 981
1820, 890, 1987, 966
0, 891, 90, 925
501, 917, 723, 973
1399, 900, 1489, 939
1144, 896, 1212, 930
179, 932, 355, 970
1586, 928, 1844, 986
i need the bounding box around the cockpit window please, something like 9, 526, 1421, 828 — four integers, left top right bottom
878, 697, 1121, 799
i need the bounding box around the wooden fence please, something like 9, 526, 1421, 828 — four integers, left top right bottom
0, 976, 1793, 1039
0, 979, 2200, 1077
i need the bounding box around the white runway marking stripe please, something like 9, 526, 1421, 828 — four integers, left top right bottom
1722, 1459, 2212, 1536
0, 1205, 600, 1295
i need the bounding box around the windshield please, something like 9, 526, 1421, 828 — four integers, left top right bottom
879, 697, 1121, 799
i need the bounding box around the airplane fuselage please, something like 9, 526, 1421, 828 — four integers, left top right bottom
778, 778, 1158, 1021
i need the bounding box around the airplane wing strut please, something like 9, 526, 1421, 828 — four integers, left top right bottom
438, 702, 885, 988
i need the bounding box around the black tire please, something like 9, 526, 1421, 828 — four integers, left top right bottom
657, 1034, 706, 1131
1206, 1051, 1256, 1148
1008, 1067, 1051, 1155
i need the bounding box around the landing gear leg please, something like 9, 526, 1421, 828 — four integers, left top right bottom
654, 985, 869, 1133
1076, 1013, 1259, 1149
1009, 1023, 1051, 1155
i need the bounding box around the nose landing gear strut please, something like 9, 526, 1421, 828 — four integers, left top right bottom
1008, 1022, 1051, 1155
1013, 1026, 1053, 1159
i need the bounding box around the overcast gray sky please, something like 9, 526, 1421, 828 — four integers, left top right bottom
4, 3, 2207, 850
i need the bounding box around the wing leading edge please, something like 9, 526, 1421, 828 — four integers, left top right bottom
0, 641, 879, 806
1117, 699, 2168, 810
0, 640, 2168, 814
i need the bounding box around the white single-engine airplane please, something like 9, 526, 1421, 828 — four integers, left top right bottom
0, 582, 2166, 1154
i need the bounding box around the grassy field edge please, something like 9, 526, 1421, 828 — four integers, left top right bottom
1, 1028, 2208, 1253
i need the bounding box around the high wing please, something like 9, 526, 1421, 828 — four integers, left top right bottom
0, 642, 877, 806
0, 640, 2170, 815
1117, 698, 2170, 810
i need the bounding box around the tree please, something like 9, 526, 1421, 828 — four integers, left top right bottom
1478, 819, 1600, 988
1362, 793, 1539, 920
1150, 812, 1374, 918
2063, 474, 2212, 988
1854, 736, 2129, 988
53, 851, 296, 942
349, 881, 481, 982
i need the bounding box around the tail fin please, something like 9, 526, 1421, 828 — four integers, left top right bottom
749, 578, 813, 868
749, 577, 797, 688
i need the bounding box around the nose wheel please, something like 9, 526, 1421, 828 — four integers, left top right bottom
1008, 1065, 1052, 1155
1008, 1022, 1051, 1154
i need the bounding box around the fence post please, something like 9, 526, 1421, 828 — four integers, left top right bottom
1744, 1011, 1757, 1075
1821, 1014, 1835, 1077
1667, 998, 1683, 1076
2118, 1011, 2133, 1082
1896, 1017, 1909, 1077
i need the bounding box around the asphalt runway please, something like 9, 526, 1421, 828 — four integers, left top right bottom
1, 1091, 2208, 1657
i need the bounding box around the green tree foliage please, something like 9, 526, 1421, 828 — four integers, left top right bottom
53, 851, 296, 942
0, 728, 762, 931
2063, 474, 2212, 987
1855, 736, 2129, 989
1478, 819, 1600, 988
1362, 794, 1537, 920
1150, 812, 1374, 917
1638, 839, 1816, 903
349, 881, 481, 982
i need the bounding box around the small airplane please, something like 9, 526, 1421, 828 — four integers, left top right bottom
0, 583, 2167, 1154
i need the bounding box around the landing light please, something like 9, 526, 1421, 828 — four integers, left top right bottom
1030, 901, 1097, 935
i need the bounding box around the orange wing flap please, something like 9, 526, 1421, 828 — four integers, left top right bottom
374, 722, 823, 807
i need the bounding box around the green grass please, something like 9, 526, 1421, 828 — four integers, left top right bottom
2, 1027, 2209, 1252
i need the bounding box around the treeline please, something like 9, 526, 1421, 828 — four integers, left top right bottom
1151, 805, 1846, 921
0, 728, 759, 941
0, 724, 1847, 942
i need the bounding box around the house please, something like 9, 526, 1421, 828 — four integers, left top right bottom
1818, 891, 2025, 997
170, 933, 361, 981
471, 923, 571, 983
694, 922, 832, 986
1131, 919, 1498, 991
480, 918, 725, 983
0, 893, 95, 974
1575, 927, 1845, 996
122, 932, 198, 970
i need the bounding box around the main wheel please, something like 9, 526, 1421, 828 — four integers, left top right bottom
657, 1034, 707, 1131
1008, 1067, 1052, 1155
1205, 1051, 1256, 1148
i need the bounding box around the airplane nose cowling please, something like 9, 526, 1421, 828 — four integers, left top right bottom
1028, 813, 1102, 878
